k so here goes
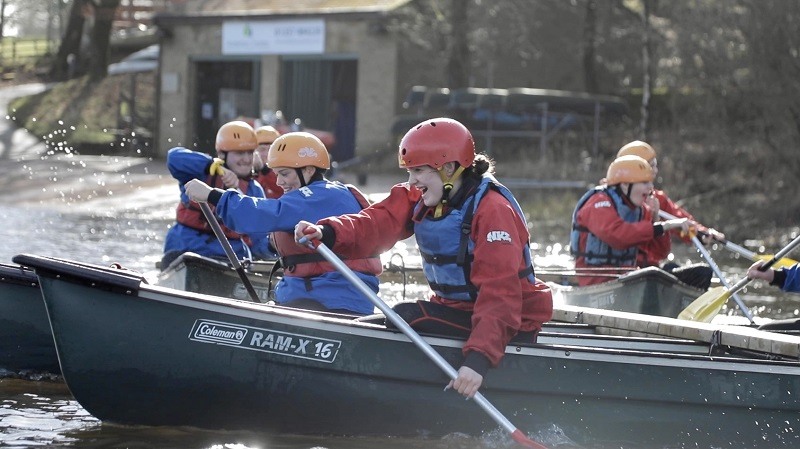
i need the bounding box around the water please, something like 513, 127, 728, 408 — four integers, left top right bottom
1, 156, 798, 449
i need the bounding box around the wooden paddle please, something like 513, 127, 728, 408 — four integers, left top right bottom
657, 211, 754, 323
198, 201, 261, 302
679, 234, 800, 322
300, 237, 549, 449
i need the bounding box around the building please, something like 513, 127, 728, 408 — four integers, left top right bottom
152, 0, 414, 162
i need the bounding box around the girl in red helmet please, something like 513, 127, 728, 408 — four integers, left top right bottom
295, 117, 553, 398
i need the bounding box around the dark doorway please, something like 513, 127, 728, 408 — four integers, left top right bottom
193, 60, 259, 152
281, 58, 358, 161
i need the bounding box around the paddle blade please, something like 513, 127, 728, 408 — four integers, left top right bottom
678, 286, 731, 322
755, 254, 797, 269
511, 429, 550, 449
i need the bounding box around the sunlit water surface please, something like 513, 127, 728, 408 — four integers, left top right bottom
1, 184, 797, 449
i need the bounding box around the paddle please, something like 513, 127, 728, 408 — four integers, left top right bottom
299, 237, 549, 449
678, 234, 800, 322
657, 211, 753, 323
198, 201, 261, 302
715, 237, 798, 269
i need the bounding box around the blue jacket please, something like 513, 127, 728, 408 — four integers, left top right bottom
216, 179, 380, 314
163, 147, 272, 261
779, 264, 800, 293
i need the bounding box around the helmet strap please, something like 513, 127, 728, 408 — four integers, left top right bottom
433, 165, 465, 218
296, 168, 307, 187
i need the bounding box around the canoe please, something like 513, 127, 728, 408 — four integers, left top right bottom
551, 266, 703, 318
157, 251, 276, 303
0, 253, 279, 374
14, 253, 800, 448
0, 263, 59, 374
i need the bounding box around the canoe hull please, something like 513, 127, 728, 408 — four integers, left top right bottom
553, 266, 702, 317
18, 254, 800, 447
0, 263, 59, 374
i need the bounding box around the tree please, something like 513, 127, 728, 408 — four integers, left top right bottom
85, 0, 120, 80
50, 0, 86, 80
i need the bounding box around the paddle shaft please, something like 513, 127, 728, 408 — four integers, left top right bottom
304, 238, 547, 449
198, 202, 260, 302
730, 234, 800, 296
656, 211, 753, 322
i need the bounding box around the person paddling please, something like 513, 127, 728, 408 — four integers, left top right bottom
161, 120, 272, 269
184, 132, 381, 316
747, 260, 800, 293
570, 155, 694, 286
294, 118, 553, 398
616, 140, 723, 289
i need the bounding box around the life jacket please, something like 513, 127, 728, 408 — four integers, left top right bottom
175, 173, 252, 243
414, 174, 536, 302
569, 186, 640, 266
256, 167, 282, 199
269, 182, 382, 279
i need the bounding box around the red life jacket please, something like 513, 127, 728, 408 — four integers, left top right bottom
175, 174, 253, 244
270, 185, 381, 278
256, 168, 282, 199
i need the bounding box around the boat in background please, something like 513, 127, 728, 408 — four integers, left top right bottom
0, 263, 59, 374
14, 253, 800, 448
157, 252, 276, 303
551, 266, 703, 318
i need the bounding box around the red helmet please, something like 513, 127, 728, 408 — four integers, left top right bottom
398, 118, 475, 169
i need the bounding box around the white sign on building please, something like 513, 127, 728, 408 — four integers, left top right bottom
222, 19, 325, 55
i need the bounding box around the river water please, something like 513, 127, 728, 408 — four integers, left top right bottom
0, 152, 798, 449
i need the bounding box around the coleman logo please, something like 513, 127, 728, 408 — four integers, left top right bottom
486, 230, 511, 243
189, 319, 341, 363
192, 320, 248, 344
595, 200, 611, 208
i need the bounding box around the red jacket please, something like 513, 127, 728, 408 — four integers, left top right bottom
255, 169, 282, 199
636, 189, 710, 267
318, 183, 553, 367
574, 189, 665, 286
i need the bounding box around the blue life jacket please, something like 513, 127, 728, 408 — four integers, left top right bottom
414, 174, 536, 301
569, 186, 640, 266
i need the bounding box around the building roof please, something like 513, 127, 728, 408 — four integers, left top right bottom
156, 0, 413, 22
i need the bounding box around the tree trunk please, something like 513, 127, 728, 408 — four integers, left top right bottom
51, 0, 87, 80
582, 0, 598, 93
0, 0, 7, 42
86, 0, 121, 80
639, 0, 652, 139
446, 0, 469, 89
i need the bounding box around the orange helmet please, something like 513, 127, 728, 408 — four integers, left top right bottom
606, 155, 654, 185
398, 117, 475, 169
215, 121, 258, 153
617, 140, 656, 162
255, 126, 281, 145
267, 132, 330, 169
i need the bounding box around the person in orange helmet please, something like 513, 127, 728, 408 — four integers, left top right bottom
570, 155, 694, 286
616, 140, 723, 289
162, 121, 272, 269
183, 132, 380, 316
253, 125, 282, 199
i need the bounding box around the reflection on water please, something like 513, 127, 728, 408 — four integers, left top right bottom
1, 191, 799, 448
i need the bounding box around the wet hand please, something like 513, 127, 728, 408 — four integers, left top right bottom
445, 366, 483, 399
645, 193, 660, 222
185, 179, 212, 202
700, 228, 725, 245
294, 220, 323, 243
747, 261, 775, 282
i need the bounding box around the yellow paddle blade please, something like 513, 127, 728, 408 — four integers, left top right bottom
678, 286, 731, 322
754, 254, 798, 269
